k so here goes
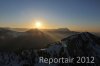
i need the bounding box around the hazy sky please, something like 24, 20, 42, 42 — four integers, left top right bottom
0, 0, 100, 32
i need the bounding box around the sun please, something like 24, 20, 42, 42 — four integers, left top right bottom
35, 21, 42, 29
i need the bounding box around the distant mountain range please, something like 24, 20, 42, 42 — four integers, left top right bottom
0, 27, 71, 32
0, 28, 77, 50
0, 28, 53, 50
0, 30, 100, 66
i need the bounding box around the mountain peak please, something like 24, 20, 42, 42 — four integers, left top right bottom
26, 29, 40, 33
57, 28, 70, 31
61, 32, 99, 42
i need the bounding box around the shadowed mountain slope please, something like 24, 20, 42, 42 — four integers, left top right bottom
0, 32, 100, 66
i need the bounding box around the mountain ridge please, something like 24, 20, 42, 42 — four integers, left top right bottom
0, 28, 100, 66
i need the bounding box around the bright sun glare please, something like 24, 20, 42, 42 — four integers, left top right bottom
35, 21, 42, 29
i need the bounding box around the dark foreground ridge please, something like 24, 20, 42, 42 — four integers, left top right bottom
0, 32, 100, 66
